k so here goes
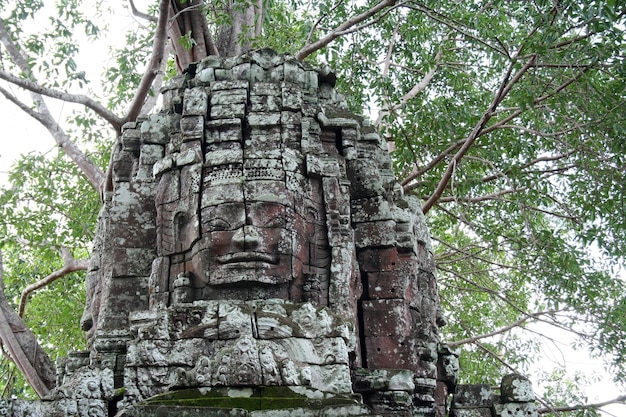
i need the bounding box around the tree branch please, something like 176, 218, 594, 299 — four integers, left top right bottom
306, 0, 347, 46
125, 0, 170, 123
434, 187, 527, 204
448, 310, 560, 348
0, 251, 56, 398
376, 35, 446, 126
0, 20, 105, 191
18, 248, 88, 318
538, 395, 626, 414
0, 69, 123, 131
129, 0, 158, 23
421, 54, 537, 214
296, 0, 399, 60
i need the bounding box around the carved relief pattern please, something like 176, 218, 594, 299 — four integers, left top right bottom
5, 50, 532, 417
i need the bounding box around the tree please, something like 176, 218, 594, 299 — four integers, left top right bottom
0, 0, 625, 413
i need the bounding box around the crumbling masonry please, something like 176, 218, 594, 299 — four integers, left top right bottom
2, 49, 539, 417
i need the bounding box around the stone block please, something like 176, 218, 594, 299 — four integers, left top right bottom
180, 115, 204, 140
358, 247, 399, 272
111, 248, 156, 277
354, 220, 397, 248
140, 113, 176, 144
247, 112, 281, 126
368, 390, 413, 413
450, 409, 493, 417
183, 87, 209, 115
366, 271, 411, 299
211, 80, 249, 91
492, 402, 538, 417
352, 368, 415, 392
211, 89, 248, 106
308, 364, 352, 394
252, 81, 282, 96
232, 62, 251, 80
139, 144, 163, 165
250, 94, 281, 112
500, 374, 535, 402
361, 299, 411, 337
364, 337, 438, 377
282, 82, 302, 110
351, 197, 393, 223
452, 385, 494, 408
211, 103, 246, 119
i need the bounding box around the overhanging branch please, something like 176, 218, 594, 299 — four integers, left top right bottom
296, 0, 399, 60
0, 69, 123, 131
18, 247, 88, 318
125, 0, 170, 123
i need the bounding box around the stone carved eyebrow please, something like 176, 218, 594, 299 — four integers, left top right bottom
203, 203, 245, 231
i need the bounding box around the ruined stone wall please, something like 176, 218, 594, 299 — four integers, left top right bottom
1, 49, 540, 417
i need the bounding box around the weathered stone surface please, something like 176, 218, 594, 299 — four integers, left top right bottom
451, 385, 495, 408
492, 402, 538, 417
12, 49, 524, 417
500, 374, 535, 403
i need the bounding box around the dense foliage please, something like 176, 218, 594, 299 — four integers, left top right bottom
0, 0, 624, 412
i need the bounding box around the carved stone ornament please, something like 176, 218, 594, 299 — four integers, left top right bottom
6, 49, 535, 417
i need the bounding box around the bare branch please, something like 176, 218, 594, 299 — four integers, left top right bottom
448, 310, 560, 348
473, 340, 521, 374
402, 138, 465, 189
381, 20, 400, 78
538, 395, 626, 414
480, 149, 578, 183
129, 0, 158, 23
306, 0, 347, 46
296, 0, 399, 60
421, 54, 537, 214
0, 69, 123, 131
406, 3, 508, 58
0, 251, 56, 398
0, 20, 105, 191
435, 187, 527, 204
125, 0, 170, 123
18, 248, 88, 318
376, 36, 446, 126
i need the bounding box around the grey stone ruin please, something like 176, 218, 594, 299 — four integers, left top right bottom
1, 49, 538, 417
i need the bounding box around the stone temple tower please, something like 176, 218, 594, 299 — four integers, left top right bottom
5, 49, 454, 417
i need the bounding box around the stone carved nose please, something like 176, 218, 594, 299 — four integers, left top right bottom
232, 225, 260, 250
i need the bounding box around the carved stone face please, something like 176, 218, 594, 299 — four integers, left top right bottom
192, 179, 316, 290
202, 200, 295, 284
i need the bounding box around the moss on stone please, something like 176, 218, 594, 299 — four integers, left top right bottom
141, 387, 360, 411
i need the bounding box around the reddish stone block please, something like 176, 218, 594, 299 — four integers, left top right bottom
358, 247, 399, 272
364, 336, 414, 369
361, 299, 411, 337
366, 271, 411, 299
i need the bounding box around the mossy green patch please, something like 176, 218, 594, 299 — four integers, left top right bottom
141, 387, 359, 411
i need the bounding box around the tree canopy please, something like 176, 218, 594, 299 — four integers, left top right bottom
0, 0, 625, 414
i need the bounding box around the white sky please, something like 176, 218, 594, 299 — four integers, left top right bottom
0, 1, 624, 415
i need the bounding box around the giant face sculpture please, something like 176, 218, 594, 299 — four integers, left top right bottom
152, 107, 329, 304
194, 179, 320, 289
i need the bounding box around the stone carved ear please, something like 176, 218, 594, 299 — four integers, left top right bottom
173, 211, 188, 250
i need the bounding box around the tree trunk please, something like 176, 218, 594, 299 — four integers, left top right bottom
0, 252, 56, 398
168, 0, 263, 72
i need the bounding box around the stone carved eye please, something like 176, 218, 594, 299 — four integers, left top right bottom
264, 216, 286, 228
207, 218, 231, 231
